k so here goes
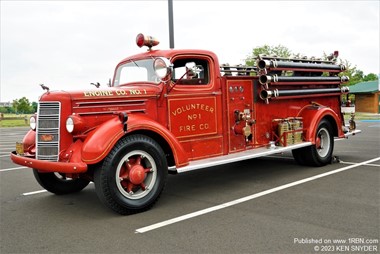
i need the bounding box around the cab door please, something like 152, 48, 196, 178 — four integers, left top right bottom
166, 54, 223, 160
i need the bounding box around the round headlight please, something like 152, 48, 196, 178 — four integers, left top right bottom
30, 116, 36, 130
66, 117, 74, 133
65, 115, 85, 134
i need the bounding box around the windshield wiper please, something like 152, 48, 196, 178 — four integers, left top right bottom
131, 60, 140, 68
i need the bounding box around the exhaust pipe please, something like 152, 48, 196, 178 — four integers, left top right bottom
257, 59, 346, 72
260, 86, 350, 100
259, 75, 349, 84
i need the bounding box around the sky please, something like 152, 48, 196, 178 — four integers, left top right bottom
1, 0, 379, 103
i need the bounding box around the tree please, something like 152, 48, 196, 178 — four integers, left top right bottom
245, 44, 292, 66
31, 102, 38, 113
17, 97, 32, 113
363, 73, 378, 82
12, 99, 19, 114
338, 59, 360, 86
12, 97, 33, 114
0, 107, 8, 114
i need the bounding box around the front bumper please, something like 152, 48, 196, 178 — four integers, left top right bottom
10, 151, 88, 173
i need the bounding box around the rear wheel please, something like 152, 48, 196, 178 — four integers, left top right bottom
94, 134, 167, 215
292, 119, 334, 167
33, 170, 90, 195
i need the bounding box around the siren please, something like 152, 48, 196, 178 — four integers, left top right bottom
136, 33, 159, 50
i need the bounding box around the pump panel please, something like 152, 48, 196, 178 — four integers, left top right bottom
226, 79, 255, 152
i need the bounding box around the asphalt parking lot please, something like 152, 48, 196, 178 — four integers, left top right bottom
1, 122, 379, 254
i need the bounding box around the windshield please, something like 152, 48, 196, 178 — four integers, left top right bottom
114, 59, 159, 86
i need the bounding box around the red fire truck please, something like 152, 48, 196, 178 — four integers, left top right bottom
11, 34, 360, 214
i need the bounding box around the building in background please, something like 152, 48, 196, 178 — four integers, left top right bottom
0, 102, 12, 107
349, 80, 380, 113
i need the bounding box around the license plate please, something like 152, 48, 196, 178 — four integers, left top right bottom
16, 142, 24, 155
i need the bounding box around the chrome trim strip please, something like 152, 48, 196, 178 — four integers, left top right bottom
77, 109, 145, 116
75, 99, 147, 106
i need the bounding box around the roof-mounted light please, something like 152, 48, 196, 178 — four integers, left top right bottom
136, 33, 159, 50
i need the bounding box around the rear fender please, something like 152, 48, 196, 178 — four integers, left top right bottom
298, 106, 343, 143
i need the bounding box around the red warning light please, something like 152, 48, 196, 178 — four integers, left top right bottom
136, 33, 159, 50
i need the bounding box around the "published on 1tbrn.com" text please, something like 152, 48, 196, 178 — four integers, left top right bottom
294, 237, 379, 252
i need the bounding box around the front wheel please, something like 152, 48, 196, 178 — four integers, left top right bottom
33, 170, 90, 195
292, 119, 334, 167
94, 134, 167, 215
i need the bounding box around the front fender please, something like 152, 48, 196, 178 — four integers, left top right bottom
81, 116, 124, 163
127, 114, 189, 167
81, 114, 189, 167
298, 105, 343, 143
22, 129, 36, 155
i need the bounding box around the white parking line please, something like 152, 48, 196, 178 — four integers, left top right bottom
23, 190, 48, 196
340, 161, 380, 167
0, 148, 15, 151
0, 134, 25, 136
135, 156, 380, 234
21, 182, 94, 196
0, 166, 27, 172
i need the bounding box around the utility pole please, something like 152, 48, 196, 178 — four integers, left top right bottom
168, 0, 174, 49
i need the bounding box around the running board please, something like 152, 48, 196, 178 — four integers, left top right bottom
336, 129, 362, 141
170, 142, 312, 174
344, 129, 361, 137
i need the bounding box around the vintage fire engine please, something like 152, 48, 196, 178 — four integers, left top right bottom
11, 34, 360, 214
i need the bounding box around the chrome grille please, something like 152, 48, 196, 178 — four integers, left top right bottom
36, 102, 60, 161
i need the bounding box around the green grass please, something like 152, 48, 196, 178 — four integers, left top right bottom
0, 114, 32, 127
343, 112, 380, 121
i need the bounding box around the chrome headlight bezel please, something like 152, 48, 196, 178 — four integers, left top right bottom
66, 117, 74, 133
30, 116, 36, 130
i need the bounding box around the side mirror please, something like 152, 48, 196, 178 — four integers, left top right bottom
153, 57, 172, 80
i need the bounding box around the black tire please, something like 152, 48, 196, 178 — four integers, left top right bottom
33, 170, 90, 195
94, 134, 167, 215
292, 119, 334, 167
292, 149, 307, 165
